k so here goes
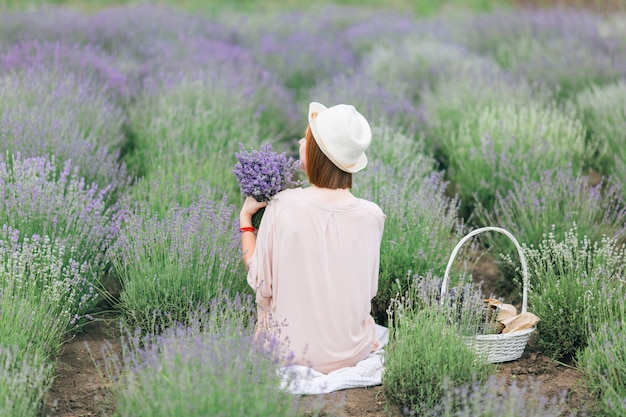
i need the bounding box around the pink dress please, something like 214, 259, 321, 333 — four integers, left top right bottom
246, 187, 385, 374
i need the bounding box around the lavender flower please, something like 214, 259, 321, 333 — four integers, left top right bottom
233, 143, 302, 203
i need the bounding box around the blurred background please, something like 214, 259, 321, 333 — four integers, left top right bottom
2, 0, 625, 14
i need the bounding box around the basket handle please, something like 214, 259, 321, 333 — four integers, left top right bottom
440, 226, 530, 314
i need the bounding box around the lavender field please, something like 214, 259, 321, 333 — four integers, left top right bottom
1, 2, 626, 416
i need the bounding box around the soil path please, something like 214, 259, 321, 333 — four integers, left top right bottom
44, 317, 120, 417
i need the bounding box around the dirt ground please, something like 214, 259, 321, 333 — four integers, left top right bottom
43, 256, 594, 417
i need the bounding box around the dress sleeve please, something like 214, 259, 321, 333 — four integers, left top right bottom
246, 201, 276, 308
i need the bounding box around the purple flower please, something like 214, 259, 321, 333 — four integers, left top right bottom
232, 143, 302, 203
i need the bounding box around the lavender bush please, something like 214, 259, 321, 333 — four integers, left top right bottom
341, 12, 451, 61
137, 37, 298, 137
575, 80, 626, 174
450, 8, 607, 60
0, 226, 94, 356
0, 345, 52, 417
493, 35, 625, 101
0, 153, 121, 311
230, 7, 359, 95
126, 168, 221, 220
0, 67, 130, 192
419, 72, 553, 161
1, 40, 131, 104
384, 295, 496, 415
474, 168, 626, 282
103, 296, 308, 417
81, 4, 226, 62
579, 315, 626, 417
112, 197, 245, 331
449, 9, 626, 101
0, 7, 85, 47
407, 273, 497, 338
522, 226, 626, 360
362, 37, 500, 104
442, 101, 586, 217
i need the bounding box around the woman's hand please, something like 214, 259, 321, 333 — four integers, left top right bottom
240, 196, 267, 227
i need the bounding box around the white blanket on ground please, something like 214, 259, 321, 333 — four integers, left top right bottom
279, 324, 389, 395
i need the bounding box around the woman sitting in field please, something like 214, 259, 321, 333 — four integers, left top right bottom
239, 101, 385, 374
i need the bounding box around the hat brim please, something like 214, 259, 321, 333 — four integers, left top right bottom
307, 102, 368, 173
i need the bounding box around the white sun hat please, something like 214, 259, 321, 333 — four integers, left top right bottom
308, 101, 371, 173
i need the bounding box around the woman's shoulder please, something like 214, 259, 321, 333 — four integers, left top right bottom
357, 198, 383, 212
357, 198, 385, 219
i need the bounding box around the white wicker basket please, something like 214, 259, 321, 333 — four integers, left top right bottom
441, 226, 535, 363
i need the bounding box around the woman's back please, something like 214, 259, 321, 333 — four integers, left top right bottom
247, 187, 385, 373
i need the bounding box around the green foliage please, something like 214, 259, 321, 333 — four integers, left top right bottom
420, 74, 552, 163
441, 101, 586, 217
105, 297, 309, 417
363, 37, 498, 103
523, 226, 626, 360
474, 169, 626, 294
112, 198, 248, 332
0, 230, 86, 417
383, 300, 496, 414
575, 80, 626, 175
125, 79, 282, 207
579, 310, 626, 417
0, 230, 95, 358
0, 345, 52, 417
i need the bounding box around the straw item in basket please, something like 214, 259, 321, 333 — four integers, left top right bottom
441, 227, 538, 363
484, 298, 540, 335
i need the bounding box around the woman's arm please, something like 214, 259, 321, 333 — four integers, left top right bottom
239, 196, 267, 270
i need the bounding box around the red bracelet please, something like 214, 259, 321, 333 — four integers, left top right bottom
240, 226, 256, 233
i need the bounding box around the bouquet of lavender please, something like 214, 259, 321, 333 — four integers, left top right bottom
233, 142, 302, 228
